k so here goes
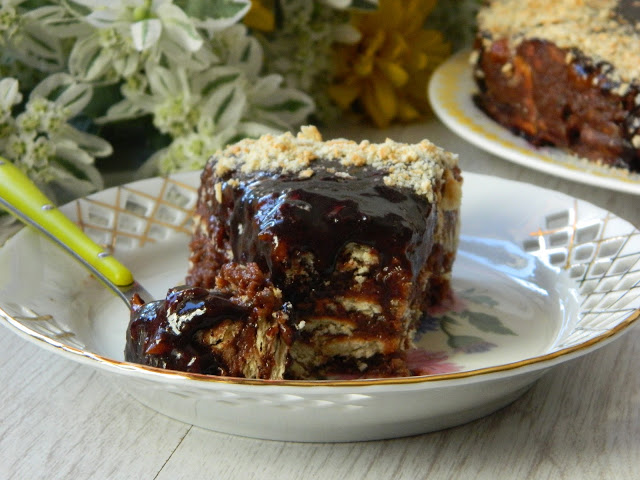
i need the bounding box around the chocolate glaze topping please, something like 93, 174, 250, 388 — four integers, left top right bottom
223, 161, 436, 292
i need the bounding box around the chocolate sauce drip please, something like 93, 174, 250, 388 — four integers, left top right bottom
125, 286, 249, 373
225, 162, 435, 290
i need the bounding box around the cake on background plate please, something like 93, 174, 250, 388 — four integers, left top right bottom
472, 0, 640, 172
126, 126, 462, 379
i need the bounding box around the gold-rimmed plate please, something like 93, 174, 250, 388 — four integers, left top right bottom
0, 171, 638, 442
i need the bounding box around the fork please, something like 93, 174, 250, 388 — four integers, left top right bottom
0, 158, 153, 307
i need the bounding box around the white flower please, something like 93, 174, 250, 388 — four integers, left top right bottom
103, 63, 202, 135
0, 2, 69, 71
65, 0, 211, 83
257, 1, 352, 121
0, 1, 315, 179
208, 24, 262, 76
0, 74, 111, 201
66, 0, 204, 51
0, 1, 20, 39
100, 24, 313, 175
245, 73, 314, 130
68, 27, 141, 83
209, 25, 315, 127
102, 60, 261, 134
142, 117, 280, 176
143, 129, 230, 175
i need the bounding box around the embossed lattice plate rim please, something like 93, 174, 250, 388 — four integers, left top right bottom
0, 171, 638, 441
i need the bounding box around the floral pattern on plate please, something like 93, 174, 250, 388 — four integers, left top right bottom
411, 287, 519, 375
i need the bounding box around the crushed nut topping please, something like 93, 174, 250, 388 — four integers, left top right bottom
211, 126, 459, 202
478, 0, 640, 83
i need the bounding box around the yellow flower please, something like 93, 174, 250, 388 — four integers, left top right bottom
243, 0, 275, 32
329, 0, 450, 128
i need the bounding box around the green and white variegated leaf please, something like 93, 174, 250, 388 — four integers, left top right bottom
242, 111, 288, 132
175, 67, 191, 98
55, 85, 93, 117
112, 52, 140, 78
57, 124, 113, 157
146, 63, 182, 98
178, 0, 250, 20
58, 0, 93, 18
22, 6, 91, 38
188, 44, 220, 70
97, 97, 149, 123
63, 0, 113, 14
59, 3, 118, 31
69, 35, 115, 83
255, 88, 314, 127
204, 81, 246, 129
186, 0, 251, 32
131, 18, 163, 51
239, 36, 263, 77
159, 36, 217, 70
224, 28, 262, 77
150, 0, 174, 9
54, 138, 95, 165
235, 121, 281, 139
192, 66, 241, 98
84, 10, 119, 28
248, 74, 283, 103
61, 0, 119, 28
30, 73, 93, 118
13, 27, 65, 71
210, 124, 241, 147
0, 78, 22, 112
157, 3, 203, 52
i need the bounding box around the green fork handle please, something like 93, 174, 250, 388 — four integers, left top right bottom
0, 159, 134, 287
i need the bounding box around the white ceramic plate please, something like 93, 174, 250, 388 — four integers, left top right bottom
429, 50, 640, 195
0, 171, 638, 442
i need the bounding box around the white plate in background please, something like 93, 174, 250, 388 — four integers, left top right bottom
429, 50, 640, 195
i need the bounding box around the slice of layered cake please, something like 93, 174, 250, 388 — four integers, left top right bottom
126, 126, 462, 379
472, 0, 640, 171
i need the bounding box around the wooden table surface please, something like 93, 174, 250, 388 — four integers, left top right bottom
1, 119, 638, 479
